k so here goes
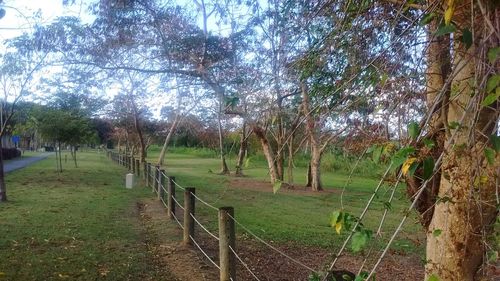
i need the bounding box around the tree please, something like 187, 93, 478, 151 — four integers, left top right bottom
412, 2, 499, 279
0, 38, 47, 202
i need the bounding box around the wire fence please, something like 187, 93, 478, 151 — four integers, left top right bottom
106, 150, 320, 281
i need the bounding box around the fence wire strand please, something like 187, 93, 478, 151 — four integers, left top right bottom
190, 213, 219, 241
227, 214, 318, 274
229, 245, 262, 281
189, 235, 220, 269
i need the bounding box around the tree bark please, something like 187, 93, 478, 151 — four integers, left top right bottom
425, 3, 499, 280
253, 125, 279, 184
157, 114, 180, 166
0, 138, 7, 202
235, 121, 247, 176
301, 82, 323, 191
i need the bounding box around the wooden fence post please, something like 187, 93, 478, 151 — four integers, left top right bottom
131, 157, 135, 172
183, 187, 195, 245
135, 159, 140, 176
153, 165, 160, 193
143, 162, 147, 180
219, 207, 236, 281
145, 163, 150, 187
158, 169, 166, 200
167, 176, 176, 219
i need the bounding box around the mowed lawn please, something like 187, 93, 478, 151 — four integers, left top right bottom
0, 152, 173, 281
147, 148, 426, 255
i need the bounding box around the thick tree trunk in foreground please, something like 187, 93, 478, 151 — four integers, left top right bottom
253, 125, 279, 184
424, 3, 499, 280
157, 114, 180, 166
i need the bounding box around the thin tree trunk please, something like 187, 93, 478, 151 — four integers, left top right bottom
301, 82, 323, 191
287, 135, 294, 187
235, 121, 247, 176
253, 125, 279, 184
217, 97, 229, 175
0, 138, 7, 202
58, 141, 63, 172
157, 114, 180, 166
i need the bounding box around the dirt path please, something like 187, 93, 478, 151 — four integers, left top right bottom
137, 198, 425, 281
136, 198, 218, 281
4, 153, 52, 173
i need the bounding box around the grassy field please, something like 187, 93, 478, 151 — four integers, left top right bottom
0, 151, 174, 281
147, 147, 425, 255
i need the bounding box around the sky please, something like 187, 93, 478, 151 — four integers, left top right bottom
0, 0, 93, 42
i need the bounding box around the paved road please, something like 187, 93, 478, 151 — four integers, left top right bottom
4, 153, 53, 173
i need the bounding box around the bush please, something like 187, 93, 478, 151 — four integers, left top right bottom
2, 148, 21, 160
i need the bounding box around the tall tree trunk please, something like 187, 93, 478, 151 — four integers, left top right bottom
253, 125, 279, 184
217, 95, 229, 175
72, 146, 78, 168
425, 3, 499, 280
287, 135, 294, 187
0, 138, 7, 202
301, 82, 323, 191
131, 100, 147, 163
235, 121, 247, 176
58, 141, 63, 172
157, 114, 180, 166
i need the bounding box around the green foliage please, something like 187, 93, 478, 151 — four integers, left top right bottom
351, 229, 372, 253
487, 47, 500, 64
390, 146, 415, 172
407, 122, 420, 139
460, 28, 473, 49
422, 157, 435, 180
489, 135, 500, 152
435, 24, 456, 36
419, 13, 435, 26
482, 90, 500, 107
486, 75, 500, 93
427, 274, 440, 281
330, 210, 372, 253
432, 229, 442, 237
484, 148, 495, 165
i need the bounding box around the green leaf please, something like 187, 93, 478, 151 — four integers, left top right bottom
488, 47, 500, 64
487, 75, 500, 93
481, 90, 500, 107
330, 211, 341, 226
489, 135, 500, 152
419, 12, 435, 26
488, 251, 498, 263
355, 272, 369, 281
390, 147, 416, 172
407, 122, 420, 139
272, 180, 282, 194
461, 28, 473, 49
408, 160, 419, 177
351, 231, 370, 253
484, 147, 496, 165
427, 274, 440, 281
448, 121, 460, 130
423, 157, 435, 180
435, 24, 456, 36
423, 138, 435, 149
432, 229, 442, 237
